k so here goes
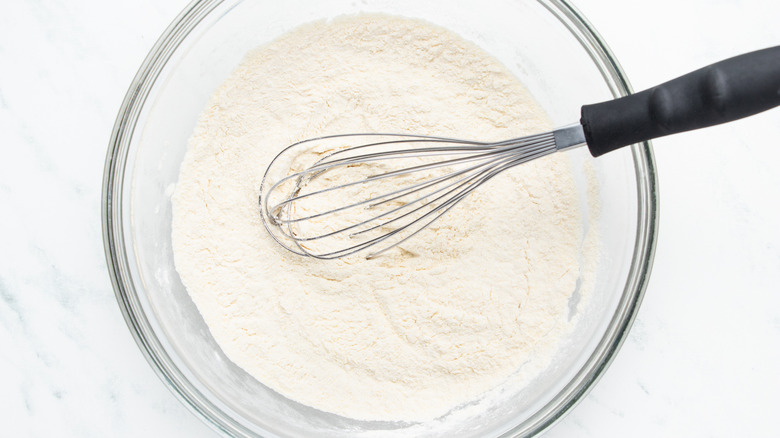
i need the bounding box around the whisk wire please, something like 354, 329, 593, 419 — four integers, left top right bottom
266, 135, 555, 223
259, 130, 568, 259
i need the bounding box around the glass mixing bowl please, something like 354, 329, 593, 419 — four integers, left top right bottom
102, 0, 658, 436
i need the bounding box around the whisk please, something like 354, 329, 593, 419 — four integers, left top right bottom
260, 46, 780, 259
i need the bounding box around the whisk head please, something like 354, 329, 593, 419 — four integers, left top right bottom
259, 132, 559, 259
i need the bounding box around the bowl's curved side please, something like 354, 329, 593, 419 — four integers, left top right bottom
508, 0, 659, 436
101, 1, 256, 437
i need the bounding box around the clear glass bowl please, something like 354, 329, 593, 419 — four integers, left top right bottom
102, 0, 658, 436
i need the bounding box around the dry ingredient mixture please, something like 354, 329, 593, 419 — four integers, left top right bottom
172, 14, 597, 422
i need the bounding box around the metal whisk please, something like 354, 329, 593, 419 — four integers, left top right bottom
260, 46, 780, 259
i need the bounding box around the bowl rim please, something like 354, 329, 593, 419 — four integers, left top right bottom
101, 0, 659, 436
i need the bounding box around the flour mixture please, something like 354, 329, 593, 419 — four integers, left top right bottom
172, 14, 597, 422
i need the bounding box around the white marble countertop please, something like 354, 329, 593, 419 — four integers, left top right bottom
1, 0, 778, 436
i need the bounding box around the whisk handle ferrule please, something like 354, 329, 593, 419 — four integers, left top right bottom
580, 45, 780, 157
553, 124, 587, 151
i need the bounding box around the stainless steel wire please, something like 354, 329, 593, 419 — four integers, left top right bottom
259, 127, 585, 259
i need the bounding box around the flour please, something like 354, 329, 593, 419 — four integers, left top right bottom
172, 14, 597, 422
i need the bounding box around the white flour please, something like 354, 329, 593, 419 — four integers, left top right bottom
172, 14, 596, 422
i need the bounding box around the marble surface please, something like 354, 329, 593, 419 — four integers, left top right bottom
1, 0, 778, 436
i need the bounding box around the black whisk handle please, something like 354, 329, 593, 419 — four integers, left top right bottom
580, 45, 780, 157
